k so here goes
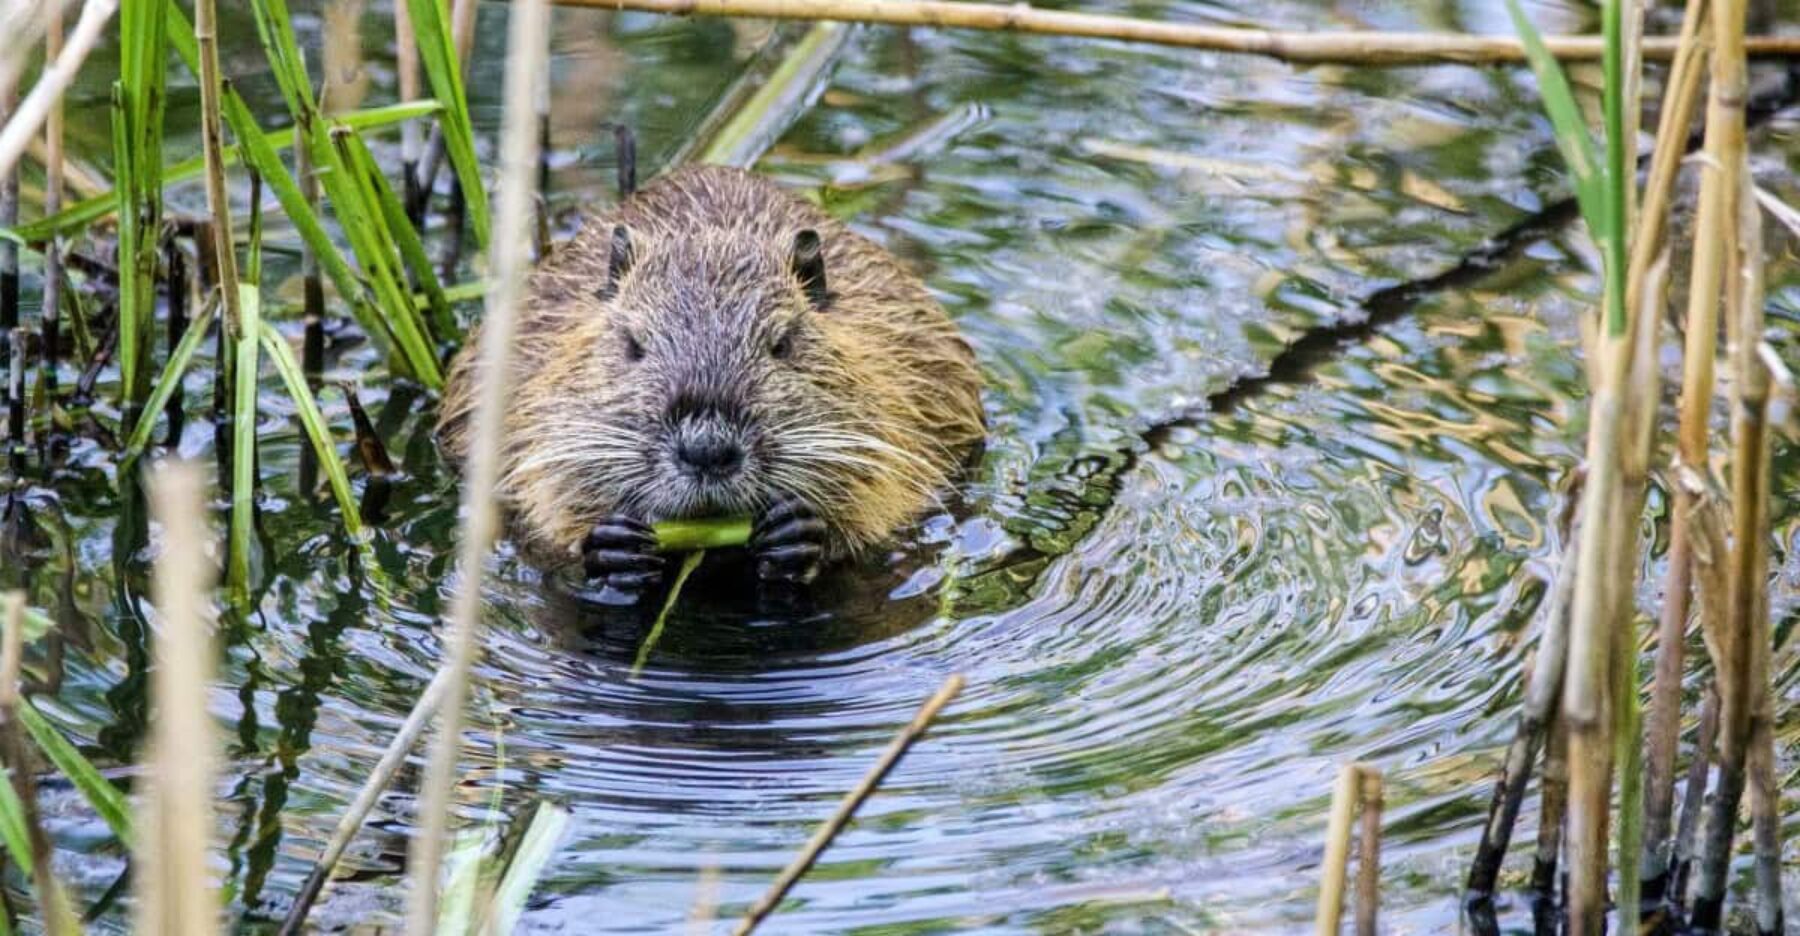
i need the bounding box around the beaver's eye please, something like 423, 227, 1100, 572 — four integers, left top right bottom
624, 333, 645, 362
770, 331, 794, 360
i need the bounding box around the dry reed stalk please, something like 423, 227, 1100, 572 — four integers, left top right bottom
402, 0, 551, 930
2, 593, 76, 936
1315, 765, 1359, 935
0, 0, 116, 183
1746, 700, 1782, 933
686, 863, 720, 936
278, 668, 452, 936
0, 1, 55, 97
1738, 192, 1785, 936
1464, 523, 1578, 899
1562, 341, 1637, 932
1692, 167, 1772, 935
6, 328, 22, 475
1557, 0, 1679, 919
133, 463, 220, 936
1, 45, 16, 395
451, 0, 479, 67
1684, 0, 1756, 921
40, 1, 64, 399
1613, 248, 1668, 934
1353, 769, 1382, 936
395, 0, 423, 210
1532, 717, 1569, 896
550, 0, 1800, 64
1317, 764, 1384, 935
195, 0, 243, 340
1640, 3, 1714, 891
734, 674, 964, 936
1670, 681, 1718, 906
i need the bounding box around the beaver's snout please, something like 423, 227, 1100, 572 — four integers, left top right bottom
666, 389, 751, 483
674, 423, 744, 480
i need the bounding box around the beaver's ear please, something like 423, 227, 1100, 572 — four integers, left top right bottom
791, 229, 829, 310
598, 224, 634, 301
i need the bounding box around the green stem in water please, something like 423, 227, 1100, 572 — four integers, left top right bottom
632, 550, 706, 677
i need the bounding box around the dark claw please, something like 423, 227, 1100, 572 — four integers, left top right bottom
585, 515, 656, 552
583, 514, 664, 596
751, 497, 826, 586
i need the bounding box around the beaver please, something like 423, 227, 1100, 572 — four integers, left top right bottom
438, 165, 985, 597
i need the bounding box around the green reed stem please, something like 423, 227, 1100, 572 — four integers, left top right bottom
404, 0, 490, 247
116, 0, 168, 423
259, 320, 364, 537
632, 550, 706, 678
229, 285, 261, 599
109, 82, 141, 421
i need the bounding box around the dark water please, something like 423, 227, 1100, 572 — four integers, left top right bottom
6, 0, 1799, 932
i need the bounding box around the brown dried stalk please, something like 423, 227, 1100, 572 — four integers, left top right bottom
401, 0, 551, 930
0, 0, 115, 183
551, 0, 1800, 65
735, 675, 964, 935
194, 0, 243, 339
133, 463, 220, 936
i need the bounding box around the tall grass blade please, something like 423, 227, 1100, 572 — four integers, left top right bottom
241, 0, 441, 385
1599, 0, 1627, 336
229, 285, 262, 599
121, 293, 216, 465
259, 320, 364, 536
5, 101, 442, 244
404, 0, 491, 247
0, 596, 80, 936
0, 773, 29, 873
168, 2, 408, 373
109, 81, 141, 419
1503, 0, 1608, 246
333, 128, 452, 350
481, 801, 572, 936
17, 704, 132, 846
116, 0, 169, 419
436, 830, 489, 936
695, 23, 851, 168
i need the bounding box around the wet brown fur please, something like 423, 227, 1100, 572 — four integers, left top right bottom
438, 166, 984, 564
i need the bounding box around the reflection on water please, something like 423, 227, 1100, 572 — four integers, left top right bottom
7, 0, 1799, 932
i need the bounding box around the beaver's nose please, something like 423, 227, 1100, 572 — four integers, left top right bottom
676, 430, 743, 478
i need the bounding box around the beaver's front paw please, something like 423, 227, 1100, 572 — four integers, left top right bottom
751, 497, 826, 586
583, 514, 665, 599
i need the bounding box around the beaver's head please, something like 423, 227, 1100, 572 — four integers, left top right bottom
549, 223, 917, 526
